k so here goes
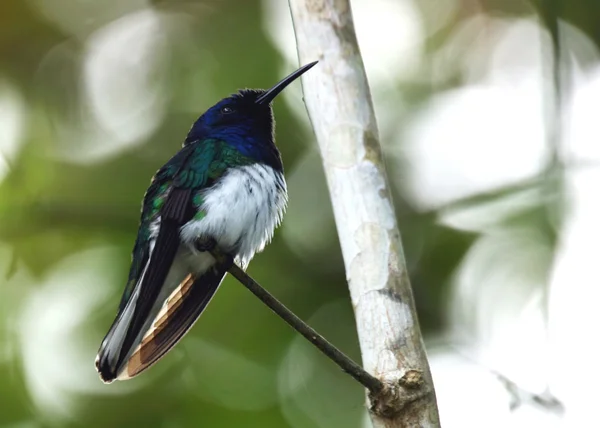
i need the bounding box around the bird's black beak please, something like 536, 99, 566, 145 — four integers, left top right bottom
255, 61, 318, 105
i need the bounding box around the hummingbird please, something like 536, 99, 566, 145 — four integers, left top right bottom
95, 61, 318, 383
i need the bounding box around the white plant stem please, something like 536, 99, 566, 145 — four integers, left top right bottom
288, 0, 441, 426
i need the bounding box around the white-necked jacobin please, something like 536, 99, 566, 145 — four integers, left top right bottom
95, 61, 318, 383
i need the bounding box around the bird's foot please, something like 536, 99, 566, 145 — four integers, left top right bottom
195, 236, 217, 252
221, 253, 234, 269
194, 237, 233, 269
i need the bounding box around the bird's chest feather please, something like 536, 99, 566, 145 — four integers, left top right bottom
179, 163, 287, 263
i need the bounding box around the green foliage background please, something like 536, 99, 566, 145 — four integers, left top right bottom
0, 0, 599, 427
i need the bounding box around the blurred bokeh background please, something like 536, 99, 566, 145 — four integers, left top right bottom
1, 0, 599, 427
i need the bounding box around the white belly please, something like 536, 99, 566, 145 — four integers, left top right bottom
179, 163, 287, 265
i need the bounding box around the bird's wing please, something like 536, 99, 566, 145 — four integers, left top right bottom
115, 186, 193, 366
117, 165, 173, 313
96, 140, 253, 382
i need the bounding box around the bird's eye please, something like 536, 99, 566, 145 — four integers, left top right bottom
221, 106, 234, 114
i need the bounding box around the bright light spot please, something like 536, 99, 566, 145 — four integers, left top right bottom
18, 247, 139, 421
351, 0, 423, 82
399, 18, 557, 210
450, 228, 553, 386
0, 81, 26, 182
487, 19, 546, 84
565, 66, 600, 163
262, 0, 425, 83
418, 0, 458, 36
430, 350, 563, 428
546, 168, 600, 425
487, 19, 598, 91
400, 19, 554, 212
29, 0, 149, 39
81, 9, 171, 158
430, 351, 513, 427
434, 16, 550, 85
439, 187, 544, 232
398, 16, 547, 209
432, 14, 504, 84
402, 78, 547, 209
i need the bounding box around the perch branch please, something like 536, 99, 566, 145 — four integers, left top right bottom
288, 0, 441, 426
210, 249, 384, 394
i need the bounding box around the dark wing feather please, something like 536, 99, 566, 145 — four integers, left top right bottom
117, 166, 173, 312
121, 264, 227, 379
116, 188, 194, 365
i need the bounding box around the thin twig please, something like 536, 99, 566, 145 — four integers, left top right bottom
210, 249, 384, 394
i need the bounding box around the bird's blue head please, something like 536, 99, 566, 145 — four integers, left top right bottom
184, 61, 318, 171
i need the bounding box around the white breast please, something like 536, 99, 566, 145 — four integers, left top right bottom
179, 163, 287, 265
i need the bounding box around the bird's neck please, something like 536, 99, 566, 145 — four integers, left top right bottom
212, 132, 283, 173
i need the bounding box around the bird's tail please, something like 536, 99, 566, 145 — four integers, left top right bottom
95, 252, 227, 383
117, 264, 227, 380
